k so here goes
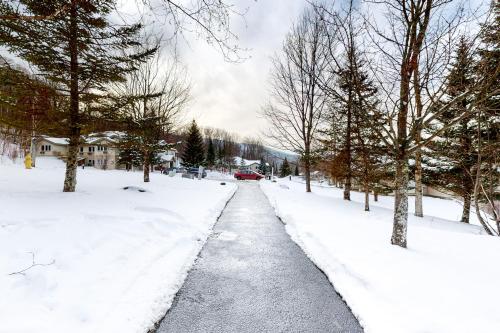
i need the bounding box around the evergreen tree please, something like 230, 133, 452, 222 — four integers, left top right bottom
0, 1, 151, 192
206, 138, 216, 168
182, 120, 205, 168
258, 158, 267, 174
475, 3, 499, 228
117, 134, 143, 171
294, 164, 300, 176
280, 157, 292, 177
423, 37, 477, 223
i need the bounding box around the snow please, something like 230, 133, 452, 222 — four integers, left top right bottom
206, 170, 235, 181
42, 136, 70, 145
0, 157, 236, 333
261, 178, 500, 333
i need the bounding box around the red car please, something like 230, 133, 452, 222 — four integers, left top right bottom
234, 170, 264, 180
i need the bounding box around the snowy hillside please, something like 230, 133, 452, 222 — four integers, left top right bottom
261, 178, 500, 333
0, 159, 236, 333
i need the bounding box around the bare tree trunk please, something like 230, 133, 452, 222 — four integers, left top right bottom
63, 1, 79, 193
344, 97, 352, 200
414, 62, 424, 217
304, 147, 312, 193
392, 157, 409, 247
461, 191, 471, 223
143, 150, 150, 183
364, 181, 370, 211
414, 149, 424, 217
391, 63, 411, 247
374, 188, 378, 202
473, 110, 494, 235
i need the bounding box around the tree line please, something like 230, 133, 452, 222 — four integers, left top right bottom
264, 0, 499, 246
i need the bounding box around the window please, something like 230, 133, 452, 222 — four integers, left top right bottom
88, 146, 95, 152
80, 147, 83, 152
41, 145, 51, 152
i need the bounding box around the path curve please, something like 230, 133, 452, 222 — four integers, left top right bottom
156, 181, 363, 333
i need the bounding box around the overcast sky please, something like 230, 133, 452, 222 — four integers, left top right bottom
176, 0, 309, 140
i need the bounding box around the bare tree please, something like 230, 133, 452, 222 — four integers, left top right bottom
115, 41, 190, 182
263, 7, 330, 192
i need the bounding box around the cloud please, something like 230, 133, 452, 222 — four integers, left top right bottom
176, 0, 308, 138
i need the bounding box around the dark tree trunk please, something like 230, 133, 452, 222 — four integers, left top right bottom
374, 189, 379, 202
63, 1, 79, 193
461, 191, 471, 223
143, 150, 150, 183
344, 96, 352, 200
364, 182, 370, 211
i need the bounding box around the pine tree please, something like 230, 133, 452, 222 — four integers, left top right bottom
117, 133, 143, 171
475, 2, 499, 229
182, 120, 205, 168
206, 138, 215, 168
423, 37, 477, 223
258, 158, 267, 174
294, 164, 300, 176
280, 157, 292, 177
0, 1, 151, 192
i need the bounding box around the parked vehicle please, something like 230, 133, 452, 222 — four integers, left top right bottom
187, 167, 207, 178
234, 170, 264, 180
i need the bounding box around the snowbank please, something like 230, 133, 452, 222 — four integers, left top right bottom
0, 159, 236, 333
261, 178, 500, 333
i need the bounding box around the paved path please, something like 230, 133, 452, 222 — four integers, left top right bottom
156, 182, 363, 333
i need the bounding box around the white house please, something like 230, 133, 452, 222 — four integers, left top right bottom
233, 157, 261, 173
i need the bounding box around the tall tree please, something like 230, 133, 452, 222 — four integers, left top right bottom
206, 137, 216, 168
115, 43, 189, 182
263, 8, 329, 192
423, 37, 476, 223
182, 120, 205, 168
0, 0, 151, 191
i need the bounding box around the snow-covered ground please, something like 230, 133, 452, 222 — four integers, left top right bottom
0, 157, 236, 333
261, 178, 500, 333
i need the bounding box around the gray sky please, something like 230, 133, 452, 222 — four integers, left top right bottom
176, 0, 308, 139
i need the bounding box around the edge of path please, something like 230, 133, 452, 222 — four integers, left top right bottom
147, 182, 239, 333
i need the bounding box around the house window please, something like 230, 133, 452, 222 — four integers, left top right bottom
80, 147, 83, 152
41, 145, 51, 151
88, 146, 95, 152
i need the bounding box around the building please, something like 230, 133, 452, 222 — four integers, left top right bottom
36, 136, 120, 169
233, 157, 261, 173
157, 149, 182, 170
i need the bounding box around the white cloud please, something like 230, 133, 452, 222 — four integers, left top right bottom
176, 0, 308, 138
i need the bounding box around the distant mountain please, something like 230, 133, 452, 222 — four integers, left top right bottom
264, 146, 299, 164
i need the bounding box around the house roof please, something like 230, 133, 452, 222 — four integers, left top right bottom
41, 137, 70, 145
158, 153, 175, 162
233, 156, 260, 167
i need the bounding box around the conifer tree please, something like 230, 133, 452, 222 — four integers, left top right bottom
280, 157, 291, 177
0, 0, 151, 192
258, 158, 267, 174
423, 37, 477, 223
206, 138, 216, 168
294, 164, 300, 176
182, 120, 205, 168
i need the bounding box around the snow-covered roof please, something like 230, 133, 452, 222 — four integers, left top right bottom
41, 137, 70, 145
158, 153, 175, 162
40, 135, 118, 145
233, 156, 260, 167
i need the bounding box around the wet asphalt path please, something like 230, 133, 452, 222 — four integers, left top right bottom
156, 181, 363, 333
